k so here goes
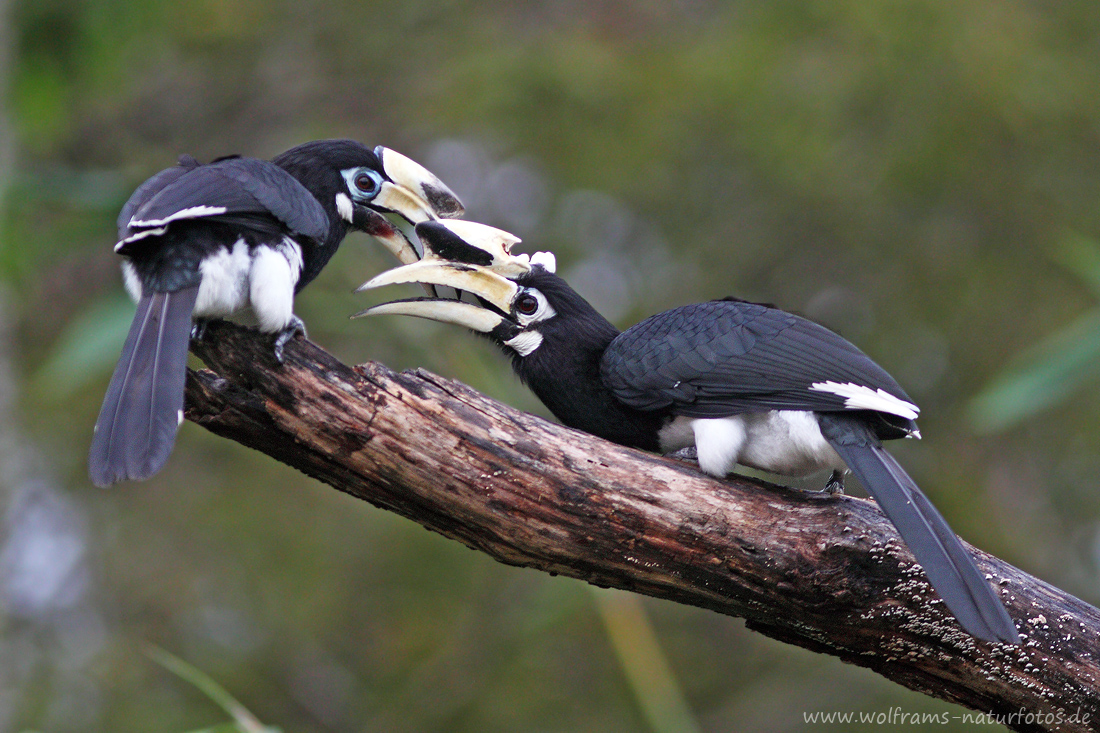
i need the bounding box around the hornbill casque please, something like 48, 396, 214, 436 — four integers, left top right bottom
89, 139, 463, 488
355, 219, 1020, 646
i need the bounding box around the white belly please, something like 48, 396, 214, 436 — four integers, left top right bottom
659, 411, 845, 478
125, 237, 303, 334
193, 239, 252, 319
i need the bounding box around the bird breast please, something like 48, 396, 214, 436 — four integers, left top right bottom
192, 239, 252, 319
659, 411, 845, 478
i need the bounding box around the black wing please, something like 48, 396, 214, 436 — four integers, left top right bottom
600, 298, 917, 421
118, 156, 329, 253
116, 155, 201, 241
212, 157, 329, 240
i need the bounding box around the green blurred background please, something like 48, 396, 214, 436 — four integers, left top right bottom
3, 1, 1100, 731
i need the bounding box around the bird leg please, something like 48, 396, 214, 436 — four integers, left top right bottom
190, 318, 211, 341
822, 469, 846, 495
273, 315, 308, 364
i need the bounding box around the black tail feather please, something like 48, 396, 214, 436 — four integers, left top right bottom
823, 421, 1019, 644
89, 287, 198, 487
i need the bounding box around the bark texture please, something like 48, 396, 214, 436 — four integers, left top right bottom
184, 321, 1100, 732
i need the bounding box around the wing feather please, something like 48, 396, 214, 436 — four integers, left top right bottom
116, 155, 200, 240
118, 156, 328, 254
601, 299, 917, 420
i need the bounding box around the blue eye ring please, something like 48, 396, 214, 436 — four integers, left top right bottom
343, 167, 384, 200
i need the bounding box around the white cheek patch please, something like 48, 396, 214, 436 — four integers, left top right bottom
809, 381, 919, 420
504, 330, 544, 356
335, 193, 354, 223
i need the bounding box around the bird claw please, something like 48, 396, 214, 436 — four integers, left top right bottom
190, 318, 210, 341
666, 446, 699, 463
273, 315, 307, 364
822, 469, 845, 495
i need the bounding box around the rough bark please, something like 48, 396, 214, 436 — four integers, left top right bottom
184, 320, 1100, 732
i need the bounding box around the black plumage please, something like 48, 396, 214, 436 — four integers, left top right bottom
602, 298, 917, 438
90, 140, 461, 487
359, 220, 1020, 645
91, 287, 198, 484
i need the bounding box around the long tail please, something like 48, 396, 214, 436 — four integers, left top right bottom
88, 287, 199, 487
821, 417, 1019, 644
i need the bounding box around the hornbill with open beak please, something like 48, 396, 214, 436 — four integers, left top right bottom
89, 140, 463, 488
356, 220, 1020, 645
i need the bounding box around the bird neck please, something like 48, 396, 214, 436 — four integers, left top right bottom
295, 218, 350, 292
512, 308, 666, 452
272, 156, 350, 291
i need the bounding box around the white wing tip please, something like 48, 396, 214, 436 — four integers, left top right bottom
129, 205, 229, 229
809, 381, 920, 420
115, 226, 168, 251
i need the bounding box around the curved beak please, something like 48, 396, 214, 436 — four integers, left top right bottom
373, 147, 464, 224
353, 297, 507, 335
356, 259, 519, 313
413, 220, 531, 276
355, 208, 422, 266
353, 219, 545, 328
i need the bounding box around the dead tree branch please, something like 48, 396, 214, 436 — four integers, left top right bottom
184, 321, 1099, 732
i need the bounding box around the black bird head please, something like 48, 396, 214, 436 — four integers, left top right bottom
272, 139, 464, 272
356, 220, 644, 442
354, 220, 611, 357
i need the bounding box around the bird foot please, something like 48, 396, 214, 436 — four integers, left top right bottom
822, 469, 845, 495
666, 446, 698, 463
273, 315, 308, 364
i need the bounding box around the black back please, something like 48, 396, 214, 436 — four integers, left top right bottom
601, 298, 917, 438
118, 140, 391, 295
119, 155, 329, 246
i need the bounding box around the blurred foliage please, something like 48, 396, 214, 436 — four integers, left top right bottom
969, 233, 1100, 433
4, 0, 1100, 731
147, 646, 280, 733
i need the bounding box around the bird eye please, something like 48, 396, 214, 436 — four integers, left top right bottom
516, 293, 540, 316
343, 167, 384, 200
355, 173, 379, 193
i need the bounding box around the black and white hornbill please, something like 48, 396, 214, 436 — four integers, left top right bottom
89, 139, 463, 488
355, 220, 1020, 645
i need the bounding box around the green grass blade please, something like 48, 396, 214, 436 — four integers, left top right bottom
591, 588, 701, 733
968, 310, 1100, 433
146, 646, 277, 733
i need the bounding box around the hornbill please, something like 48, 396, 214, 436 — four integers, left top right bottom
355, 219, 1020, 645
89, 139, 463, 488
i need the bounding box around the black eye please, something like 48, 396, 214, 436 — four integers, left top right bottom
516, 293, 540, 316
